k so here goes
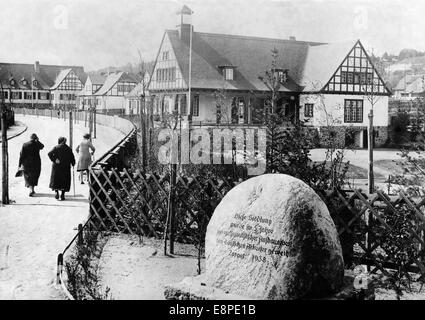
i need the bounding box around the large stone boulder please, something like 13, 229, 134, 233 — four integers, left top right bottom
205, 174, 344, 299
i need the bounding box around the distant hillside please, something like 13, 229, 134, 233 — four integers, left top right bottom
382, 49, 425, 89
88, 61, 155, 81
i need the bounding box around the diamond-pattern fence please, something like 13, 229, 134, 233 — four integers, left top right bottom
86, 163, 425, 277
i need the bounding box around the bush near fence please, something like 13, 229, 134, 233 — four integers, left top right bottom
87, 153, 425, 278
35, 105, 425, 296
80, 115, 425, 278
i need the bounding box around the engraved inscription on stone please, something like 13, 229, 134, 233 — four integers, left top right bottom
215, 213, 291, 263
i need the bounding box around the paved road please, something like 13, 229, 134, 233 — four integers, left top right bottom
0, 115, 125, 299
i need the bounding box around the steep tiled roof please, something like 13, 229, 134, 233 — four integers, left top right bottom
300, 41, 357, 91
88, 73, 107, 85
394, 74, 425, 92
50, 68, 72, 90
166, 30, 324, 92
126, 82, 146, 98
0, 62, 86, 90
94, 72, 138, 96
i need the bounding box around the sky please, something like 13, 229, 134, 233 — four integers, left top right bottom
0, 0, 424, 71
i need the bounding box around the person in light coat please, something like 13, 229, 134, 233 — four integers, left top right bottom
76, 133, 96, 184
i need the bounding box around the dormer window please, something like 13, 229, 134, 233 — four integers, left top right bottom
218, 65, 236, 81
21, 78, 28, 86
33, 80, 38, 86
10, 79, 15, 86
224, 68, 234, 80
272, 68, 288, 83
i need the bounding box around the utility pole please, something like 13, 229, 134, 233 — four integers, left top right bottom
93, 106, 97, 139
88, 107, 93, 142
368, 110, 374, 194
140, 94, 147, 170
1, 77, 9, 205
69, 109, 73, 150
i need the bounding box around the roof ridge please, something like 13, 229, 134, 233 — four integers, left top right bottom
166, 29, 324, 45
0, 62, 84, 69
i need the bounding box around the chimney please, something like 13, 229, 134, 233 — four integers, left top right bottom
178, 24, 193, 44
289, 36, 296, 41
176, 5, 193, 44
34, 61, 40, 73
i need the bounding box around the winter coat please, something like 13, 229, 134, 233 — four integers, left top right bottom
48, 143, 75, 191
18, 140, 44, 187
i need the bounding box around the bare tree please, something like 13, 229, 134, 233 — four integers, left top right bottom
361, 50, 387, 194
136, 49, 149, 170
306, 81, 350, 190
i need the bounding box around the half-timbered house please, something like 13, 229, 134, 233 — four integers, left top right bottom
148, 6, 391, 147
78, 73, 107, 109
91, 71, 138, 115
0, 61, 86, 110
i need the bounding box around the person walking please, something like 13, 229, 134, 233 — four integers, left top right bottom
18, 133, 44, 197
48, 137, 75, 201
76, 133, 95, 184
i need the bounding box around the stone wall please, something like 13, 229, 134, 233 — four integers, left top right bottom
317, 126, 388, 148
374, 126, 389, 147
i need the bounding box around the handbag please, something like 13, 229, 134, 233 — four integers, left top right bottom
15, 168, 24, 177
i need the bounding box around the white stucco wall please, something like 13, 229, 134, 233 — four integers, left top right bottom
299, 93, 389, 127
149, 33, 186, 91
96, 96, 126, 111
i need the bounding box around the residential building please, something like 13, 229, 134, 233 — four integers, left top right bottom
148, 6, 391, 148
89, 71, 138, 115
124, 72, 150, 115
50, 68, 86, 109
78, 73, 107, 109
393, 74, 425, 100
125, 83, 144, 116
0, 61, 86, 109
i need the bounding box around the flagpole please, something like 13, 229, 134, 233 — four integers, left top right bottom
188, 12, 193, 128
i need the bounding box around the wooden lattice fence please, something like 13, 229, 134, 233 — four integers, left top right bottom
319, 189, 425, 276
88, 164, 425, 276
88, 167, 242, 242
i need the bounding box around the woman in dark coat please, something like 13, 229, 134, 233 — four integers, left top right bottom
48, 137, 75, 200
18, 133, 44, 196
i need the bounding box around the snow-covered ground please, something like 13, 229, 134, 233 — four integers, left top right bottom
0, 114, 125, 299
97, 234, 204, 300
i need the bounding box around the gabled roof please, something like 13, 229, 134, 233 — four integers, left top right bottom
394, 74, 425, 92
300, 41, 357, 91
126, 82, 145, 98
177, 5, 193, 15
165, 30, 323, 92
158, 29, 391, 95
88, 73, 107, 85
94, 72, 138, 96
50, 68, 72, 90
0, 62, 86, 90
